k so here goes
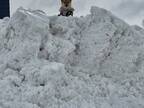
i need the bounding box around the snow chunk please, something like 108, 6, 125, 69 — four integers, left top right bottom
0, 6, 144, 108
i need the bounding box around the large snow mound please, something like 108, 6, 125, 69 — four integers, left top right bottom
0, 7, 144, 108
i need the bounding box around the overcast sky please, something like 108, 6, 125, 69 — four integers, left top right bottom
10, 0, 144, 27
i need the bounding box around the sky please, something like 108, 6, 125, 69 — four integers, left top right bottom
10, 0, 144, 27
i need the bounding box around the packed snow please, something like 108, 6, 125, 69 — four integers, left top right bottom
0, 6, 144, 108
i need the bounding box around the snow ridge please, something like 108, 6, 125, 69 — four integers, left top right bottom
0, 6, 144, 108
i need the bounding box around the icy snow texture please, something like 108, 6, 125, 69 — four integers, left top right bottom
0, 6, 144, 108
143, 20, 144, 28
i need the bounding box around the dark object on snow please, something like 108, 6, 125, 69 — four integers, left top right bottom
0, 0, 10, 19
58, 7, 74, 17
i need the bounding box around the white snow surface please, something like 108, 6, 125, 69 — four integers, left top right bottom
0, 6, 144, 108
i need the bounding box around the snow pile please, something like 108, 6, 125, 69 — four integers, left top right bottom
0, 7, 144, 108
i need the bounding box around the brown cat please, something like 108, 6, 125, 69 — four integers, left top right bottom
61, 0, 72, 8
59, 0, 74, 16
